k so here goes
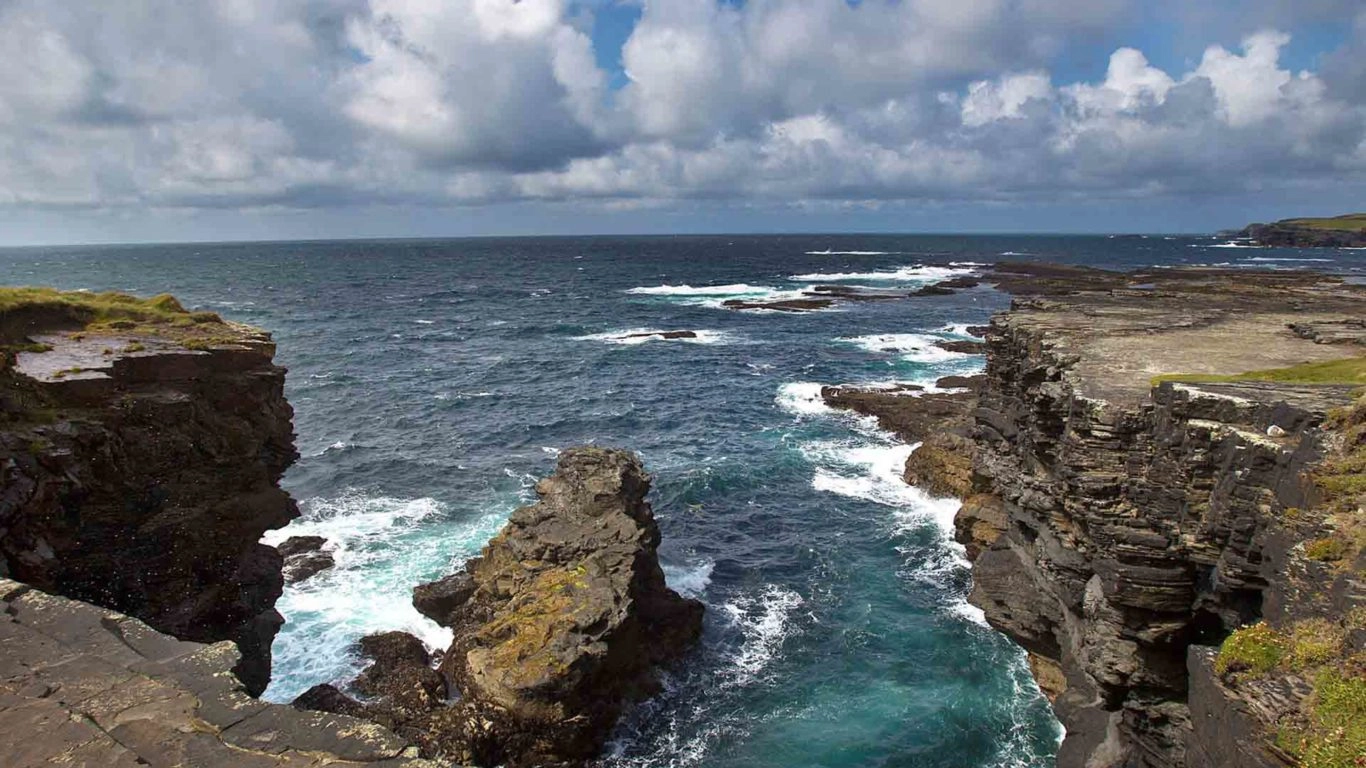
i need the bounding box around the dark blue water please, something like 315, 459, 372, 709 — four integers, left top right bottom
4, 234, 1362, 767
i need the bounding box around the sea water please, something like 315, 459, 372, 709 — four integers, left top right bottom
4, 234, 1362, 767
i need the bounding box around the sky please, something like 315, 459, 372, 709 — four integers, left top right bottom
1, 0, 1365, 245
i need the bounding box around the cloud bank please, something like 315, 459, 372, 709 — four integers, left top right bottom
0, 0, 1363, 235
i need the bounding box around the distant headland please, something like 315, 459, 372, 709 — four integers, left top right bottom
1231, 213, 1366, 248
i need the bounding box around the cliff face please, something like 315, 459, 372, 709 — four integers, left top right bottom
953, 266, 1366, 767
0, 295, 299, 695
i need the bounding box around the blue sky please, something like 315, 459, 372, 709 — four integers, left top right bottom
0, 0, 1363, 245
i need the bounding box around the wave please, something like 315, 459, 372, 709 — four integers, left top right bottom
663, 560, 715, 599
719, 585, 805, 688
260, 492, 508, 703
1203, 241, 1262, 249
787, 264, 975, 283
804, 440, 926, 507
1241, 256, 1334, 263
626, 283, 777, 297
838, 332, 968, 364
574, 328, 738, 345
775, 381, 835, 417
804, 249, 892, 255
625, 283, 813, 310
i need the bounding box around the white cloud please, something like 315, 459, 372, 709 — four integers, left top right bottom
0, 0, 1361, 227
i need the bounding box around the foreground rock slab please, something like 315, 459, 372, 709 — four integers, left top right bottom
0, 578, 436, 768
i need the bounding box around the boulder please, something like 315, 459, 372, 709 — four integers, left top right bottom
279, 536, 335, 583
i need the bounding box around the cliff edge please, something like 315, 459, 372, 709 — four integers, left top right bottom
955, 265, 1363, 766
1, 288, 299, 695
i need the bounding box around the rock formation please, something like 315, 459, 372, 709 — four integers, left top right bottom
280, 535, 336, 583
302, 447, 704, 767
1235, 213, 1366, 248
0, 289, 300, 695
0, 578, 433, 767
884, 264, 1366, 766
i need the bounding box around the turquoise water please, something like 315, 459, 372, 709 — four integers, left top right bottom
5, 235, 1361, 767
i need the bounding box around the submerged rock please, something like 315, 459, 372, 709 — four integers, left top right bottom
278, 535, 335, 583
722, 297, 833, 312
335, 448, 704, 767
621, 330, 698, 340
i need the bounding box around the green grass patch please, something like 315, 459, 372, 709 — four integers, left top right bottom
1152, 357, 1366, 388
0, 286, 229, 347
1216, 622, 1286, 678
1304, 537, 1351, 562
1281, 213, 1366, 232
1278, 668, 1366, 768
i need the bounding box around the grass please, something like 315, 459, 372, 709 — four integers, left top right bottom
1216, 622, 1285, 678
0, 286, 234, 349
1219, 620, 1365, 766
1152, 357, 1366, 388
1281, 213, 1366, 232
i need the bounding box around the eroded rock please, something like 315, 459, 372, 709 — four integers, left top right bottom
342, 448, 703, 767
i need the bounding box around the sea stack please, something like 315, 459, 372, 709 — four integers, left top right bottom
304, 447, 704, 766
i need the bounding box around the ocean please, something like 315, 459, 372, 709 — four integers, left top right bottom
4, 234, 1362, 768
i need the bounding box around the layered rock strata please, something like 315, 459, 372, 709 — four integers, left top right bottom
931, 265, 1364, 766
303, 447, 704, 767
1, 308, 299, 695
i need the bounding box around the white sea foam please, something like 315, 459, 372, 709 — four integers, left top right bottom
413, 319, 435, 325
261, 493, 509, 703
719, 585, 805, 687
625, 283, 814, 310
1206, 240, 1262, 248
805, 441, 926, 507
787, 265, 974, 283
1241, 256, 1333, 263
574, 328, 738, 345
939, 323, 979, 338
663, 560, 714, 598
775, 381, 834, 416
627, 283, 777, 296
998, 251, 1032, 257
838, 332, 968, 364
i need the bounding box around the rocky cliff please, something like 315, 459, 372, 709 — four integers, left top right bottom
957, 266, 1365, 766
1236, 214, 1366, 248
1, 289, 299, 695
299, 447, 704, 767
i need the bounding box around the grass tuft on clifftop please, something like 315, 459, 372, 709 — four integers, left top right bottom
0, 286, 230, 352
1281, 213, 1366, 232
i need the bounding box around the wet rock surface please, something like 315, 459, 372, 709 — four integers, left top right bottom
279, 536, 336, 583
315, 448, 704, 767
1, 310, 300, 696
0, 579, 434, 767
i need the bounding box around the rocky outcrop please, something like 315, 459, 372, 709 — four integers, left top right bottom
1236, 214, 1366, 248
305, 448, 703, 767
280, 536, 336, 583
822, 375, 986, 499
0, 578, 434, 767
946, 265, 1366, 767
0, 295, 300, 696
